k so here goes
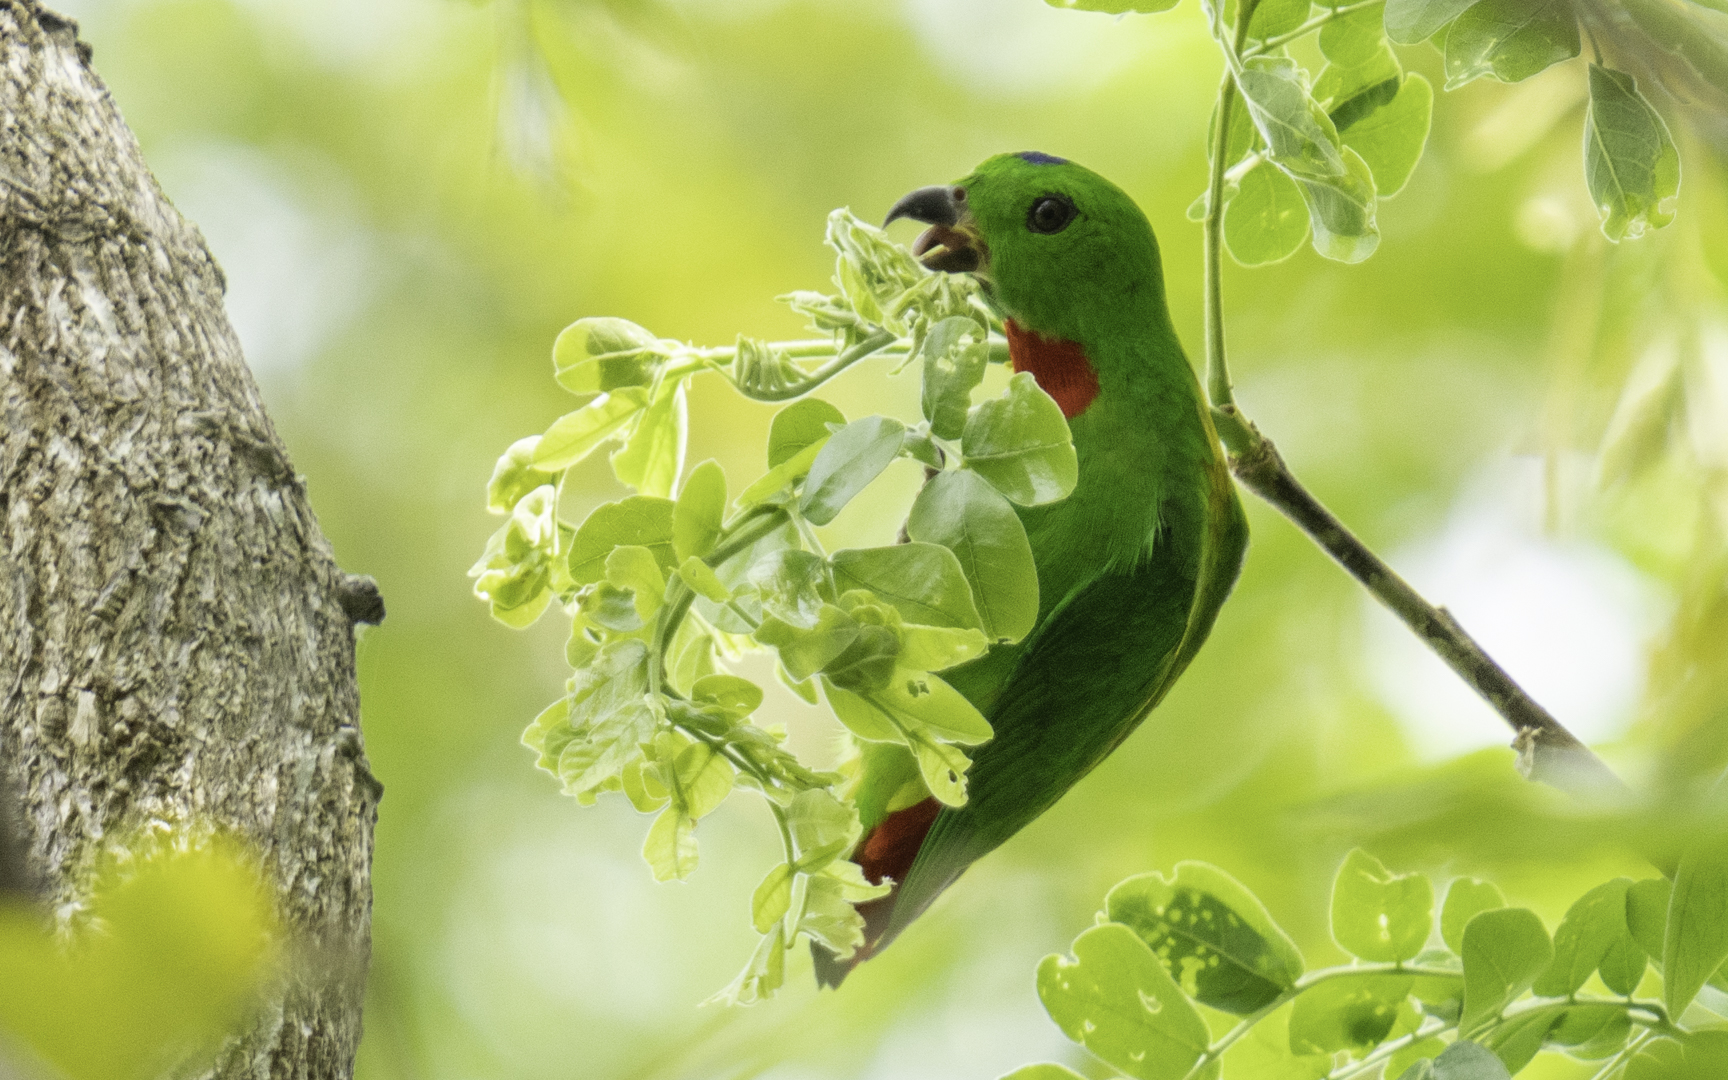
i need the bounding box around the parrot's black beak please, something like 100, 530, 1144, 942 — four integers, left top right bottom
885, 185, 985, 274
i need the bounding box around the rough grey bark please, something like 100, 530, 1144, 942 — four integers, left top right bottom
0, 3, 382, 1077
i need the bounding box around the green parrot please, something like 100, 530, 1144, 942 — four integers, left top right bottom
812, 152, 1250, 987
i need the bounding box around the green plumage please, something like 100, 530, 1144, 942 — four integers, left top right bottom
828, 153, 1248, 981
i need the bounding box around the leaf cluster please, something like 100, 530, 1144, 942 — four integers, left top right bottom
1003, 841, 1728, 1080
472, 211, 1079, 1001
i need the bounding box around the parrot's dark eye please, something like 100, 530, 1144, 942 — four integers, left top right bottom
1027, 195, 1077, 235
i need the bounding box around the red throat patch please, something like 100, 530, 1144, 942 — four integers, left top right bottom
1005, 318, 1100, 419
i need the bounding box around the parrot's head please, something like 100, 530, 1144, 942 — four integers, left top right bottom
884, 151, 1166, 344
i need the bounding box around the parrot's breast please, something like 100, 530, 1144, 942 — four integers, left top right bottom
1005, 319, 1099, 419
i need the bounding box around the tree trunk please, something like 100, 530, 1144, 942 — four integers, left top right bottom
0, 3, 382, 1076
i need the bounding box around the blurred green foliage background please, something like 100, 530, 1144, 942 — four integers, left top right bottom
47, 0, 1728, 1075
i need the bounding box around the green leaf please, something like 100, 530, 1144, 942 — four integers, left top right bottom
673, 459, 727, 562
874, 670, 994, 744
487, 436, 558, 514
1419, 1039, 1513, 1080
1598, 934, 1648, 996
670, 740, 736, 820
996, 1066, 1090, 1080
1339, 73, 1433, 197
1249, 0, 1314, 41
1626, 877, 1671, 958
786, 789, 861, 869
1036, 923, 1210, 1080
1482, 1003, 1562, 1073
643, 807, 698, 882
921, 316, 990, 440
819, 622, 901, 695
1331, 849, 1434, 962
1584, 64, 1681, 243
768, 398, 846, 469
1621, 0, 1728, 102
1442, 878, 1506, 953
1288, 972, 1413, 1054
1316, 46, 1403, 112
907, 470, 1039, 643
1548, 1004, 1633, 1060
1384, 0, 1483, 43
678, 555, 731, 603
1105, 862, 1304, 1015
691, 674, 762, 716
1045, 0, 1182, 13
1443, 0, 1580, 89
962, 372, 1079, 506
751, 863, 794, 934
739, 438, 829, 506
831, 544, 983, 630
1236, 58, 1346, 180
611, 381, 687, 498
800, 415, 907, 526
552, 316, 666, 396
908, 730, 974, 806
898, 624, 990, 672
534, 387, 651, 471
1389, 1037, 1447, 1079
708, 924, 786, 1007
822, 679, 903, 743
1534, 878, 1637, 997
568, 496, 677, 584
1225, 160, 1310, 266
1292, 146, 1380, 263
1321, 2, 1390, 64
604, 545, 666, 623
1460, 907, 1552, 1031
1665, 828, 1728, 1017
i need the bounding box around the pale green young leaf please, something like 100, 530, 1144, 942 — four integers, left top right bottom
786, 789, 861, 870
1315, 47, 1402, 112
522, 696, 573, 774
534, 388, 651, 471
799, 415, 907, 526
1442, 0, 1580, 89
665, 621, 717, 696
621, 759, 668, 813
678, 555, 731, 603
831, 543, 983, 630
1236, 57, 1347, 180
670, 741, 736, 820
673, 459, 727, 561
1460, 907, 1552, 1030
691, 674, 763, 716
707, 925, 786, 1007
768, 397, 846, 468
1288, 973, 1413, 1054
568, 496, 677, 584
1417, 1040, 1513, 1080
777, 662, 819, 703
1321, 2, 1389, 63
1547, 1004, 1633, 1059
1442, 878, 1506, 953
552, 316, 666, 396
560, 697, 657, 797
1221, 1004, 1330, 1079
1340, 73, 1433, 197
1331, 848, 1434, 962
643, 808, 698, 882
1664, 829, 1728, 1017
798, 871, 874, 959
1585, 64, 1681, 242
1225, 160, 1310, 266
898, 624, 990, 673
1534, 877, 1637, 997
605, 545, 667, 623
1036, 923, 1210, 1080
750, 549, 833, 628
1409, 946, 1463, 1012
1626, 877, 1671, 958
738, 438, 829, 506
611, 380, 687, 498
962, 372, 1079, 506
873, 670, 993, 744
1105, 862, 1304, 1015
487, 436, 558, 514
921, 316, 990, 440
1384, 0, 1482, 42
909, 731, 973, 806
1620, 0, 1728, 102
752, 863, 794, 933
907, 470, 1039, 643
758, 606, 861, 682
817, 622, 901, 695
580, 582, 642, 632
1249, 0, 1314, 41
1045, 0, 1182, 13
1293, 146, 1380, 263
1389, 1037, 1447, 1078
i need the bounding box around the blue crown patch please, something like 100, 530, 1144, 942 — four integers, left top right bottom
1017, 151, 1068, 166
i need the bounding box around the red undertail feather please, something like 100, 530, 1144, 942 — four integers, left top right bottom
1005, 318, 1100, 419
813, 796, 941, 987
